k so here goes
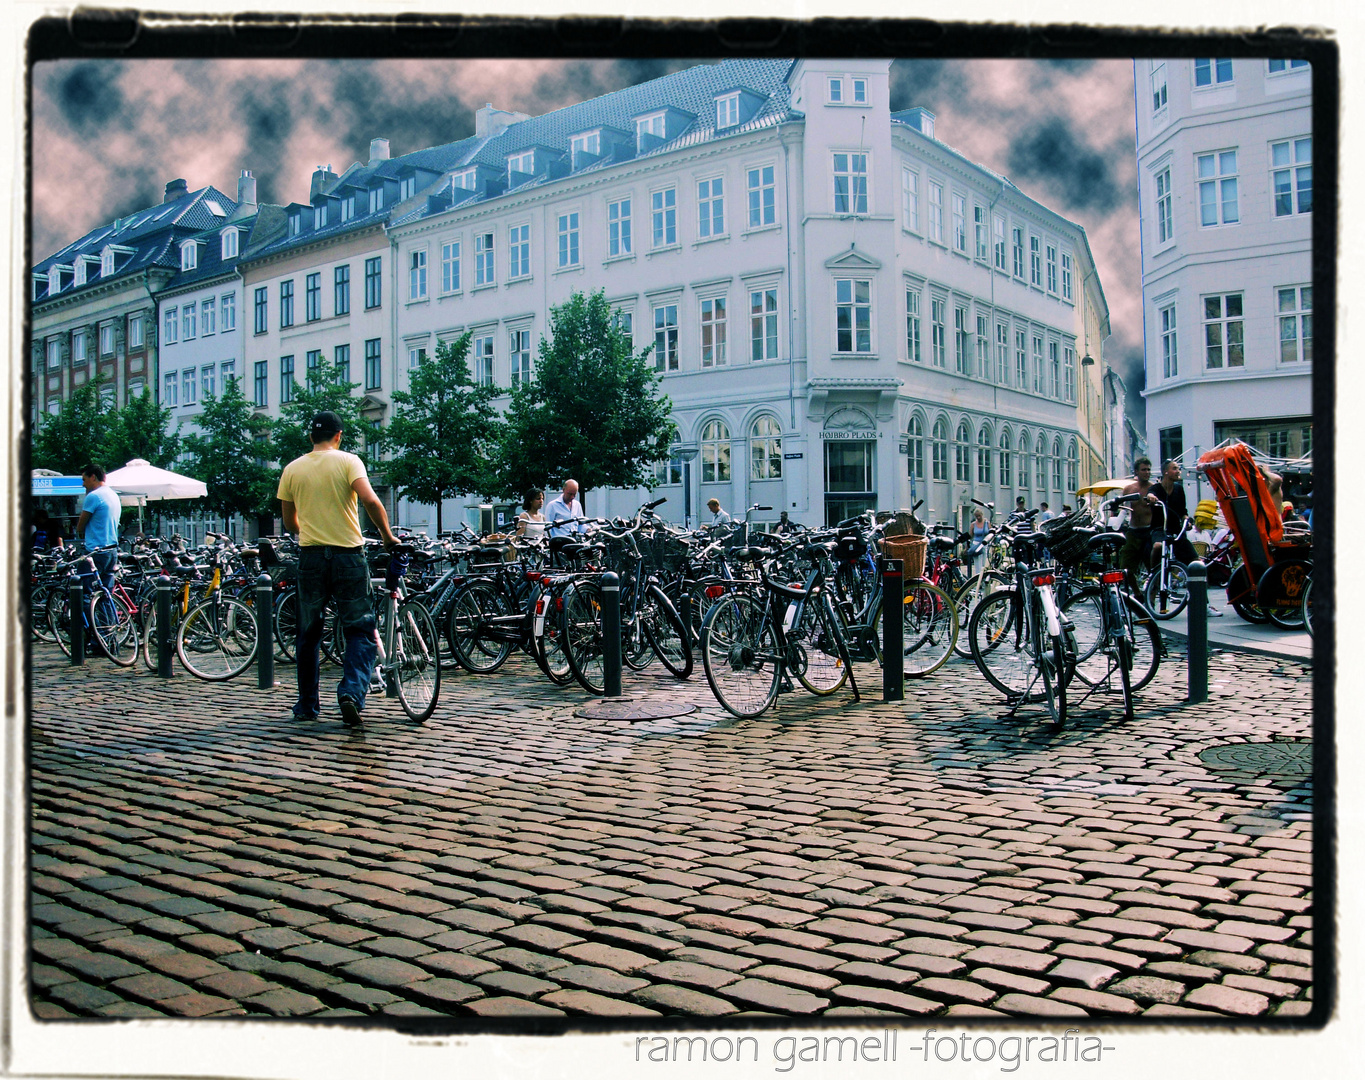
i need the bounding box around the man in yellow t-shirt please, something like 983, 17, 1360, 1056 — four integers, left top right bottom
277, 411, 398, 725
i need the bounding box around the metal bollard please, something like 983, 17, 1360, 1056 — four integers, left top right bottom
1187, 560, 1208, 703
256, 572, 275, 689
601, 571, 622, 697
156, 573, 175, 677
69, 578, 85, 666
881, 557, 904, 702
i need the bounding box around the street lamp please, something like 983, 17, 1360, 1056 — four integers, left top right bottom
677, 444, 699, 528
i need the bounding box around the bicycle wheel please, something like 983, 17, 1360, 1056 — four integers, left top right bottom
393, 600, 441, 722
642, 585, 693, 679
1039, 632, 1067, 731
446, 582, 515, 674
31, 582, 58, 642
275, 589, 298, 661
1144, 561, 1190, 620
791, 596, 849, 696
1062, 589, 1109, 688
901, 580, 959, 678
561, 579, 606, 695
952, 571, 1009, 658
533, 587, 576, 685
1302, 577, 1314, 638
48, 587, 75, 658
970, 589, 1040, 700
1116, 633, 1134, 720
700, 593, 780, 718
88, 589, 139, 667
623, 617, 655, 672
176, 595, 258, 680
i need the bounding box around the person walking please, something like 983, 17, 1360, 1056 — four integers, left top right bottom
277, 411, 399, 726
1039, 502, 1054, 523
966, 507, 989, 576
544, 479, 585, 536
706, 498, 732, 527
75, 464, 120, 590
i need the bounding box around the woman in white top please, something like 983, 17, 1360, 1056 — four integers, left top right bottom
517, 490, 546, 539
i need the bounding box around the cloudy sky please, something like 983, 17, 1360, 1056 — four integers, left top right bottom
31, 57, 1143, 407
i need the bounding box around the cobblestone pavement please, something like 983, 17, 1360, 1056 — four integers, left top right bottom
28, 637, 1314, 1024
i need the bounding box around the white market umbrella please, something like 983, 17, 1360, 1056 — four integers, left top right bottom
104, 458, 207, 534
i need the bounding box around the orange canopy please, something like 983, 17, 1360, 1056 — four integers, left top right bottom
1197, 443, 1284, 572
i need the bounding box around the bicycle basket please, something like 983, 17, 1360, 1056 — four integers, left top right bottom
1040, 509, 1095, 567
878, 534, 928, 579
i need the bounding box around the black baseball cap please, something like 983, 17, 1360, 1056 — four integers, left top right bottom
310, 411, 343, 442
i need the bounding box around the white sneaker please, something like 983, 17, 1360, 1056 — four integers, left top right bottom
1207, 606, 1224, 617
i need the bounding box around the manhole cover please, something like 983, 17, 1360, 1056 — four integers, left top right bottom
574, 698, 698, 721
1199, 740, 1312, 778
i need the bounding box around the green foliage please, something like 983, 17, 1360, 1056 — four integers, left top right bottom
31, 375, 117, 474
104, 387, 181, 470
180, 378, 277, 519
384, 333, 502, 534
271, 363, 381, 470
492, 290, 674, 498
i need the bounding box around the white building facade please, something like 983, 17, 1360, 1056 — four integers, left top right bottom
1135, 57, 1312, 468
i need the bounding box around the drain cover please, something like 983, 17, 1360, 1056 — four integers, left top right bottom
1199, 740, 1312, 779
574, 698, 698, 721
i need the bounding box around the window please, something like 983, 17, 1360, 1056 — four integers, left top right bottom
1046, 245, 1058, 293
698, 178, 725, 238
279, 280, 294, 328
952, 193, 967, 252
932, 418, 948, 481
1030, 236, 1042, 286
931, 298, 947, 367
475, 335, 496, 386
976, 315, 990, 379
906, 289, 922, 363
653, 304, 679, 371
1052, 436, 1064, 491
306, 349, 323, 388
1159, 426, 1184, 470
570, 132, 600, 158
751, 288, 778, 361
1160, 303, 1178, 378
253, 361, 268, 406
369, 186, 385, 213
1061, 252, 1074, 301
508, 225, 530, 279
609, 198, 632, 255
1278, 286, 1312, 363
977, 426, 992, 485
73, 330, 88, 364
1067, 440, 1079, 494
441, 241, 461, 292
340, 195, 355, 222
1032, 335, 1044, 393
365, 257, 382, 308
700, 297, 727, 367
1272, 138, 1312, 216
954, 305, 969, 373
74, 259, 87, 287
836, 279, 872, 353
334, 265, 350, 314
1036, 434, 1047, 489
164, 307, 178, 345
279, 355, 295, 403
901, 167, 919, 231
996, 322, 1009, 384
299, 272, 318, 321
993, 216, 1006, 271
475, 233, 494, 286
654, 445, 683, 487
614, 309, 634, 350
636, 112, 665, 148
221, 360, 236, 387
1019, 431, 1031, 489
750, 416, 782, 480
999, 430, 1013, 488
334, 343, 351, 384
408, 344, 426, 370
1048, 341, 1060, 397
1195, 58, 1233, 86
833, 153, 869, 215
129, 314, 144, 348
1012, 226, 1024, 278
510, 329, 532, 387
1151, 63, 1168, 111
289, 213, 301, 237
102, 249, 115, 276
164, 371, 178, 407
409, 250, 427, 299
1204, 293, 1244, 368
716, 92, 740, 129
99, 323, 114, 355
202, 298, 215, 336
1197, 150, 1239, 225
182, 303, 196, 341
507, 151, 534, 180
974, 205, 988, 260
399, 176, 416, 200
182, 366, 197, 405
1015, 328, 1028, 387
1149, 167, 1172, 247
651, 188, 677, 247
181, 242, 197, 271
1268, 59, 1309, 74
222, 229, 239, 259
955, 421, 971, 482
1064, 346, 1075, 403
201, 363, 215, 399
364, 338, 381, 390
701, 420, 731, 482
557, 212, 580, 267
828, 77, 843, 103
314, 204, 328, 230
907, 415, 924, 481
127, 378, 144, 403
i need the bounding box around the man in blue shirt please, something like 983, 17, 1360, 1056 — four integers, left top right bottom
76, 464, 121, 589
544, 479, 585, 536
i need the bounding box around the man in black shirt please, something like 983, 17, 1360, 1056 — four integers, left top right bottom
1153, 459, 1197, 564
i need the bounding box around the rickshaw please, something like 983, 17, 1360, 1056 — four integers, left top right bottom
1196, 443, 1311, 629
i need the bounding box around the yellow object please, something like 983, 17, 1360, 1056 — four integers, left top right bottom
276, 447, 367, 548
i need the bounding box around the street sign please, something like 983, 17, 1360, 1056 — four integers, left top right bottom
783, 453, 804, 460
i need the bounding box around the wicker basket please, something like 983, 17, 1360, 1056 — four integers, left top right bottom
880, 534, 928, 579
1040, 509, 1095, 568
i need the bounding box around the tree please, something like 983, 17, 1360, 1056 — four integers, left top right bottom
493, 290, 674, 500
384, 333, 502, 534
180, 378, 277, 521
32, 376, 116, 474
271, 364, 382, 471
104, 387, 181, 470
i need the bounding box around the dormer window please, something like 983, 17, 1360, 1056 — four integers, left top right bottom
101, 248, 115, 276
570, 132, 600, 157
453, 169, 476, 191
289, 212, 302, 236
340, 195, 355, 222
221, 228, 239, 260
399, 176, 416, 200
32, 275, 46, 301
507, 151, 534, 180
74, 260, 87, 287
828, 78, 843, 103
636, 112, 666, 150
852, 78, 868, 104
716, 92, 740, 129
369, 187, 385, 213
180, 241, 198, 271
314, 204, 328, 229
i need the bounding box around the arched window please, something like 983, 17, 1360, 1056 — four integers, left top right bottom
932, 417, 949, 481
1052, 435, 1064, 491
977, 424, 992, 484
955, 420, 972, 482
1067, 438, 1079, 494
654, 443, 683, 485
907, 415, 925, 481
701, 419, 731, 482
999, 429, 1013, 488
750, 416, 782, 480
1018, 429, 1030, 489
1035, 433, 1047, 489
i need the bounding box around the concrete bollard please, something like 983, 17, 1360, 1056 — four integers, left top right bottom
69, 577, 85, 666
601, 572, 621, 697
1187, 560, 1208, 703
156, 573, 175, 677
257, 572, 275, 689
881, 557, 904, 702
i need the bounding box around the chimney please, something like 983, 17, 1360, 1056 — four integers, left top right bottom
904, 107, 936, 140
163, 178, 189, 203
475, 103, 531, 139
310, 164, 338, 201
369, 138, 391, 163
237, 169, 257, 210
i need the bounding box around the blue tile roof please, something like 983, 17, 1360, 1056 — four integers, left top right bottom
158, 211, 265, 293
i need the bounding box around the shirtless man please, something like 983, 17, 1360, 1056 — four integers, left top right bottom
1118, 456, 1162, 578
